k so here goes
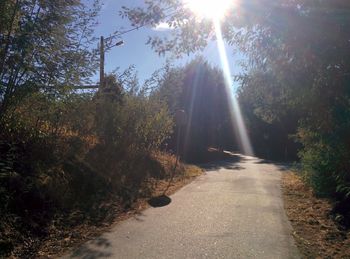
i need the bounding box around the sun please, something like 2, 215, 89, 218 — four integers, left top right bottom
184, 0, 235, 20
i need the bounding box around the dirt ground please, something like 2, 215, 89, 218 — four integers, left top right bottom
282, 172, 350, 259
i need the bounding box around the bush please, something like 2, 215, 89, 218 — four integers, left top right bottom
0, 75, 175, 256
298, 135, 337, 197
298, 127, 350, 200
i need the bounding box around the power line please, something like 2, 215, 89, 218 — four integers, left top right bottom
105, 24, 147, 41
105, 3, 184, 41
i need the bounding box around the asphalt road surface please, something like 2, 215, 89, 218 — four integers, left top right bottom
63, 154, 300, 259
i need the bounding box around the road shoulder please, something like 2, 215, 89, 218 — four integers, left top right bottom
282, 172, 350, 258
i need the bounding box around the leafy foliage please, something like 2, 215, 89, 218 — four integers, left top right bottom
122, 0, 350, 220
237, 69, 301, 160
0, 70, 175, 256
0, 0, 100, 116
152, 57, 235, 161
0, 1, 180, 255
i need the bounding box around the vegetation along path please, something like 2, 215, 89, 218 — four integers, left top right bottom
63, 153, 300, 259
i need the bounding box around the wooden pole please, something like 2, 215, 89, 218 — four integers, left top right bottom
99, 36, 104, 89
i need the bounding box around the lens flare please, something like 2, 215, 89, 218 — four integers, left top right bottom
213, 19, 254, 156
184, 0, 234, 20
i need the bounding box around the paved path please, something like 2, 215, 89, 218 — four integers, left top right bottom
63, 154, 300, 259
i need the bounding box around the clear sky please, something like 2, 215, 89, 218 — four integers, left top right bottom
91, 0, 243, 86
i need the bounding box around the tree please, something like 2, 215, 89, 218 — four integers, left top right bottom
153, 58, 235, 161
237, 69, 301, 160
0, 0, 100, 117
121, 0, 350, 210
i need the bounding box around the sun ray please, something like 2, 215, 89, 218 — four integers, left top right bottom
213, 19, 254, 156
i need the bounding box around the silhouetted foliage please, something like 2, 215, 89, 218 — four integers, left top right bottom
123, 0, 350, 222
237, 70, 302, 161
153, 58, 236, 161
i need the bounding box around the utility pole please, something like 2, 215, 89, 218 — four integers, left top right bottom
99, 36, 123, 89
100, 36, 105, 89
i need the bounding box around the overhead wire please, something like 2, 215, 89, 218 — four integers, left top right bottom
105, 2, 185, 41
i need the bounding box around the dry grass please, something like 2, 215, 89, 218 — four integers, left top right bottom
29, 154, 203, 258
282, 172, 350, 259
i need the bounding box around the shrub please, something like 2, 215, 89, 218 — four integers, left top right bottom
298, 127, 350, 200
0, 77, 175, 256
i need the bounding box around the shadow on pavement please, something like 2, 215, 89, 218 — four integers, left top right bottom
195, 150, 298, 172
71, 237, 112, 259
148, 195, 172, 208
254, 158, 296, 171
198, 152, 246, 171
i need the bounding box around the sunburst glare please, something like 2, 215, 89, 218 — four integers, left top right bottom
184, 0, 235, 20
213, 19, 254, 156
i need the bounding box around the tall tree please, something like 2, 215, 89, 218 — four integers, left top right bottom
0, 0, 100, 117
154, 58, 235, 160
122, 0, 350, 204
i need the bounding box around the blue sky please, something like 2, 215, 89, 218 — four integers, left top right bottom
91, 0, 243, 86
